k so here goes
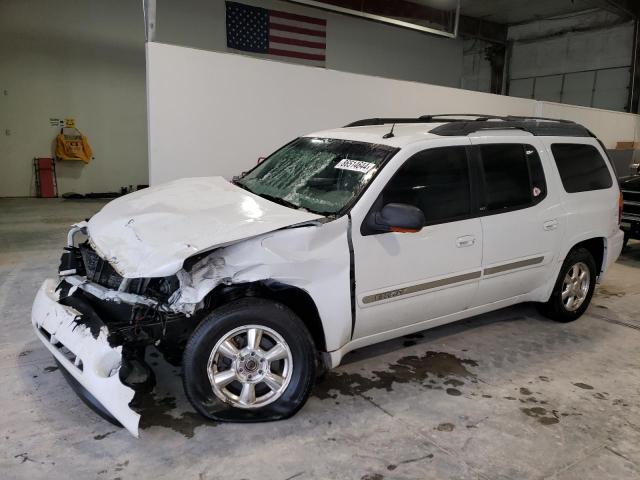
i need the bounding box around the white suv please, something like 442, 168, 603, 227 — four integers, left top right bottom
31, 114, 624, 436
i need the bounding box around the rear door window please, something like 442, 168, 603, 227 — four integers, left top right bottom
550, 143, 613, 193
478, 144, 547, 213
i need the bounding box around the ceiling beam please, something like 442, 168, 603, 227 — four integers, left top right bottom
289, 0, 507, 43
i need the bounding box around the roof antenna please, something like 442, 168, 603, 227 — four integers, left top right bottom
382, 123, 396, 139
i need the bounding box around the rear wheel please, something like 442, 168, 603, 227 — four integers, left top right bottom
539, 248, 596, 322
182, 298, 316, 422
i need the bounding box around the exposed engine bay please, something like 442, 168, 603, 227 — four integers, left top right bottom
60, 239, 195, 362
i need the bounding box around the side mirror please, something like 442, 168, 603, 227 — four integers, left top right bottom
369, 203, 425, 233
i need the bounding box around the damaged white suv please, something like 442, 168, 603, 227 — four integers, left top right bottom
32, 115, 624, 436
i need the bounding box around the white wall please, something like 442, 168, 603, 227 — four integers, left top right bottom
147, 42, 639, 186
156, 0, 465, 88
0, 0, 149, 197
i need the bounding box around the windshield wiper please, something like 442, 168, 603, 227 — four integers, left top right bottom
253, 192, 302, 211
233, 180, 254, 194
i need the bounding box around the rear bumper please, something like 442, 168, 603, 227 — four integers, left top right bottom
31, 279, 140, 436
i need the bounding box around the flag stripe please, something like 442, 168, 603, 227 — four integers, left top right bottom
269, 9, 326, 26
268, 16, 326, 31
269, 42, 325, 56
269, 22, 327, 38
269, 34, 326, 50
270, 30, 327, 43
268, 48, 326, 62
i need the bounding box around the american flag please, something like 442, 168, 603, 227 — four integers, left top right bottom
226, 1, 326, 67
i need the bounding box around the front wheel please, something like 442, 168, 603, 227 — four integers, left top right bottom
182, 298, 316, 422
539, 248, 596, 322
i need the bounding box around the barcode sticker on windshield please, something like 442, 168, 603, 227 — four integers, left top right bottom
335, 159, 375, 173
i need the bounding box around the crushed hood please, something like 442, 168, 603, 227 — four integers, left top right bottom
88, 177, 323, 278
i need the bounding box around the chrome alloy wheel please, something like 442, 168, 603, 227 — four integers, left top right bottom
207, 325, 293, 409
561, 262, 591, 312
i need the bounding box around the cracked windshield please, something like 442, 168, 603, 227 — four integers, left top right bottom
236, 137, 397, 214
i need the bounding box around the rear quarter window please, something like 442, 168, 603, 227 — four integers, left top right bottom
551, 143, 613, 193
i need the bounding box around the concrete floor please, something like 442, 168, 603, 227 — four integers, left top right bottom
1, 198, 640, 480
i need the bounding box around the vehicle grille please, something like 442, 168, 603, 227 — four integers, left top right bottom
79, 244, 123, 290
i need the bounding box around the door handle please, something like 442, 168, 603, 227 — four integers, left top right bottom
543, 219, 559, 231
456, 235, 476, 248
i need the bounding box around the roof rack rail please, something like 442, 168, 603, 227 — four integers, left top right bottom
344, 114, 501, 127
419, 114, 578, 124
344, 118, 431, 127
344, 114, 593, 138
502, 115, 576, 124
418, 113, 505, 122
429, 119, 591, 138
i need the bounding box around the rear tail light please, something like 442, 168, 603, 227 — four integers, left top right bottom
618, 192, 623, 225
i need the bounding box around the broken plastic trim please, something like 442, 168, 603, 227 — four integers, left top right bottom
31, 279, 140, 436
63, 274, 167, 310
67, 221, 87, 247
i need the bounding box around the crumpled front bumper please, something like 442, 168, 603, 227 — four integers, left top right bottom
31, 279, 140, 436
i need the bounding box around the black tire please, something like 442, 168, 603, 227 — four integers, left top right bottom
623, 235, 629, 249
182, 297, 316, 422
539, 248, 597, 322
